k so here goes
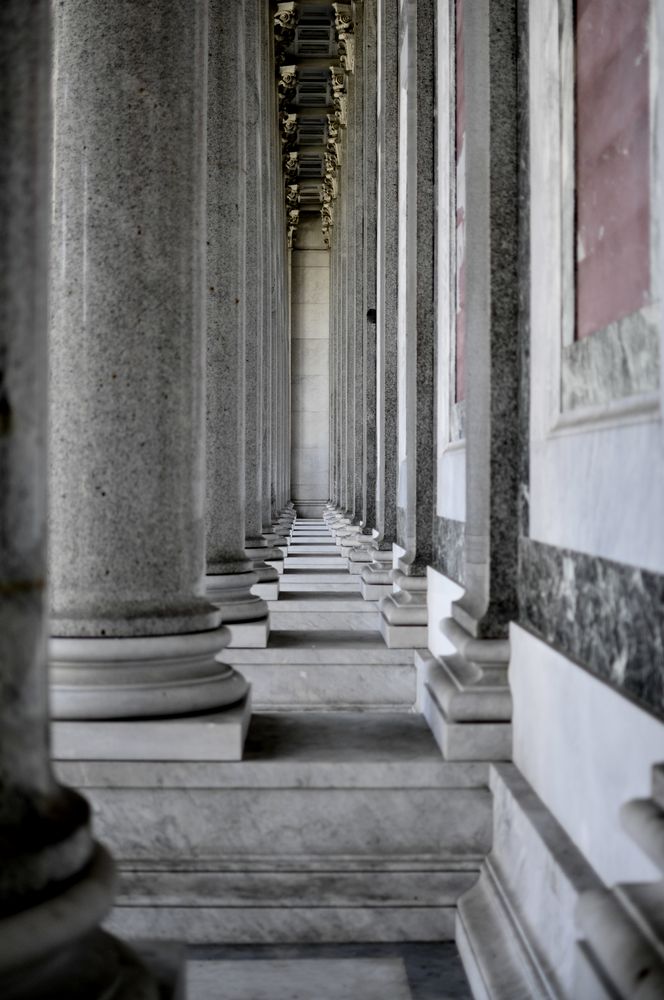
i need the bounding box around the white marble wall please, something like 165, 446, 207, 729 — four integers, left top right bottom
291, 218, 330, 515
528, 0, 664, 575
510, 624, 664, 885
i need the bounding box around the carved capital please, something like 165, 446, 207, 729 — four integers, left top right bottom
283, 150, 299, 180
285, 183, 300, 209
280, 112, 298, 151
274, 2, 298, 58
287, 207, 300, 249
321, 200, 334, 247
331, 69, 347, 127
278, 65, 298, 111
333, 3, 355, 73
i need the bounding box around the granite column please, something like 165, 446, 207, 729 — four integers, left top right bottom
243, 0, 280, 599
419, 0, 518, 758
258, 3, 284, 571
0, 6, 160, 993
48, 0, 249, 722
378, 0, 436, 647
349, 0, 380, 570
361, 0, 400, 600
205, 0, 269, 647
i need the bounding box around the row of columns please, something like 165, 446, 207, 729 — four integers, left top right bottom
1, 0, 291, 992
47, 0, 292, 725
326, 0, 519, 745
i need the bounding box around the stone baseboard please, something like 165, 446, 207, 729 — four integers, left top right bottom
456, 763, 604, 999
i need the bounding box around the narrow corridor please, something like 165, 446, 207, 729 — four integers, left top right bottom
178, 517, 479, 997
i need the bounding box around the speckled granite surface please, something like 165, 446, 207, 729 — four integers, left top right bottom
519, 538, 664, 720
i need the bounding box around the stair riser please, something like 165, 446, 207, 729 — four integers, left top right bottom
269, 612, 380, 631
238, 663, 415, 710
86, 787, 491, 860
105, 904, 458, 944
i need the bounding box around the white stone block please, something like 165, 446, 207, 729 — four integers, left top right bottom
52, 694, 252, 761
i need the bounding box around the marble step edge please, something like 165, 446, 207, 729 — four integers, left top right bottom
248, 701, 416, 715
116, 854, 485, 874
267, 599, 378, 611
106, 903, 458, 945
113, 865, 481, 908
226, 646, 415, 665
57, 757, 490, 790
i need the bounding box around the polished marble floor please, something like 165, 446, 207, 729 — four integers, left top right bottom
187, 943, 472, 999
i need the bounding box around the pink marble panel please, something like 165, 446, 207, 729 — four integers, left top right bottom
575, 0, 650, 338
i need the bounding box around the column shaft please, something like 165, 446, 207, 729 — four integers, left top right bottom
244, 0, 280, 597
49, 0, 248, 717
0, 6, 157, 993
206, 0, 269, 646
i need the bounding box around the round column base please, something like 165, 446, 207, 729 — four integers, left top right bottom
50, 626, 248, 720
206, 570, 268, 622
1, 845, 159, 1000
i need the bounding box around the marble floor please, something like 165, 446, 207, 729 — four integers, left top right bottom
183, 523, 472, 998
187, 943, 472, 999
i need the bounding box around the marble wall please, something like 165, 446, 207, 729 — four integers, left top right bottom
291, 218, 330, 516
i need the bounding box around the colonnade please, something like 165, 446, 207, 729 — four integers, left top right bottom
1, 0, 289, 992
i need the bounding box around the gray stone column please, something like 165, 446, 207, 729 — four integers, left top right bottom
378, 0, 436, 648
258, 3, 284, 570
450, 0, 519, 640
0, 6, 159, 993
419, 0, 517, 758
48, 0, 248, 719
349, 0, 379, 570
205, 0, 269, 647
243, 0, 280, 600
338, 15, 369, 556
362, 0, 399, 601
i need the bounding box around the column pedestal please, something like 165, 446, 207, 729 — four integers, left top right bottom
361, 549, 395, 600
207, 571, 270, 647
416, 617, 511, 761
247, 538, 280, 600
378, 569, 428, 648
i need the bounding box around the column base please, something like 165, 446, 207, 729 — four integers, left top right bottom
416, 617, 512, 760
251, 580, 279, 601
52, 692, 251, 762
346, 536, 375, 562
50, 626, 249, 719
206, 571, 269, 648
246, 539, 280, 600
360, 552, 394, 601
0, 844, 162, 1000
378, 570, 428, 648
262, 533, 285, 573
416, 651, 511, 761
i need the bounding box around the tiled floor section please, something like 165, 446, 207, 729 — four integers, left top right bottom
187, 943, 472, 999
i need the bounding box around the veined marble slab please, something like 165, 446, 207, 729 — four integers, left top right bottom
58, 714, 490, 944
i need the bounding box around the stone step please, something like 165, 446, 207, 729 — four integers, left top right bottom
284, 556, 349, 569
268, 592, 380, 631
56, 713, 491, 944
281, 570, 359, 581
286, 544, 338, 554
226, 630, 415, 710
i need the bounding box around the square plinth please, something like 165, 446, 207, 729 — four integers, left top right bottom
52, 694, 252, 762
